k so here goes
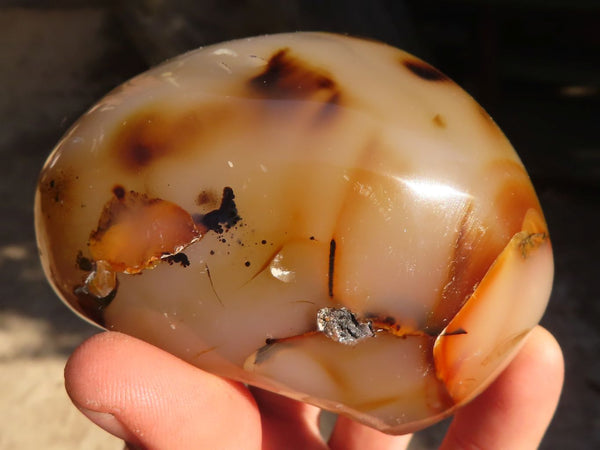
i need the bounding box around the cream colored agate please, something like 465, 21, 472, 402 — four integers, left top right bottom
35, 32, 553, 434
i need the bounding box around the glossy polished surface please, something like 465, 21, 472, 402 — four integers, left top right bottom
35, 32, 553, 434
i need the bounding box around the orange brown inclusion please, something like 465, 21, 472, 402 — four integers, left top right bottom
89, 191, 203, 273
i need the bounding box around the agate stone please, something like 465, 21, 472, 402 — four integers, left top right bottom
35, 32, 553, 434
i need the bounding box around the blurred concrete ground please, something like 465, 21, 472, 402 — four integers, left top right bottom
1, 1, 599, 449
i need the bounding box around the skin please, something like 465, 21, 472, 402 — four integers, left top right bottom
64, 326, 563, 450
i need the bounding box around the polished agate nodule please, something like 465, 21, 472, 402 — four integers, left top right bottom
35, 32, 553, 434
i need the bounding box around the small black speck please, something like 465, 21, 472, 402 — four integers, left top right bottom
245, 261, 251, 267
49, 180, 55, 188
309, 236, 315, 240
261, 239, 267, 245
210, 250, 215, 255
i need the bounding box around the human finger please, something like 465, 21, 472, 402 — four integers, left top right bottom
64, 331, 262, 450
328, 415, 412, 450
440, 325, 564, 450
250, 387, 328, 450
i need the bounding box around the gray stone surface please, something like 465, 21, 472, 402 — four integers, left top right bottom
1, 3, 598, 449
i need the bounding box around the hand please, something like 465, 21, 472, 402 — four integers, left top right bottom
65, 326, 563, 450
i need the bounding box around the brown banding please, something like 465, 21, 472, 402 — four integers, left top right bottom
425, 204, 499, 334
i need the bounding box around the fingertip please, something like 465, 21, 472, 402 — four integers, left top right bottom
440, 325, 564, 450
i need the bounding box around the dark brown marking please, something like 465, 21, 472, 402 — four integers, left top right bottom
109, 105, 228, 172
163, 252, 190, 267
195, 187, 241, 234
403, 59, 449, 82
440, 328, 467, 336
244, 261, 251, 267
328, 239, 336, 298
196, 190, 217, 207
264, 330, 320, 347
383, 316, 396, 326
249, 48, 341, 102
518, 232, 548, 259
433, 114, 447, 128
76, 251, 94, 271
112, 185, 125, 200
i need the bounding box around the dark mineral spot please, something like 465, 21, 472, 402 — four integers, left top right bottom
383, 316, 396, 326
76, 251, 94, 271
112, 185, 126, 200
261, 239, 267, 245
328, 239, 336, 298
244, 261, 251, 267
210, 250, 215, 255
42, 172, 69, 204
197, 187, 241, 234
403, 59, 449, 82
433, 114, 447, 128
249, 48, 340, 103
196, 190, 217, 206
163, 252, 190, 267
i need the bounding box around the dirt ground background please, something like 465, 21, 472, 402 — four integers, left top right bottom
1, 1, 599, 449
